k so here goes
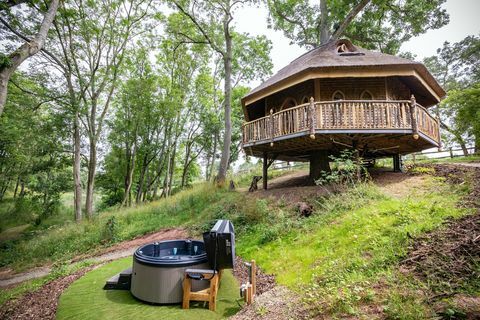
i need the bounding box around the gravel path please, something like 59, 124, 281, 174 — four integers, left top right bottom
0, 228, 187, 288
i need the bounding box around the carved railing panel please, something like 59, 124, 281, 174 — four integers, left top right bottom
242, 100, 439, 145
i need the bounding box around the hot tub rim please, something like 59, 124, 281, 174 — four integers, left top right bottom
133, 239, 207, 267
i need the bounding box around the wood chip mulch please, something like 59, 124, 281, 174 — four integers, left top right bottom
0, 267, 94, 320
402, 164, 480, 299
233, 256, 275, 295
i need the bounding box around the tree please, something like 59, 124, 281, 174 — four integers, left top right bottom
267, 0, 449, 53
441, 84, 480, 153
167, 1, 273, 183
424, 35, 480, 154
52, 0, 151, 217
0, 0, 60, 116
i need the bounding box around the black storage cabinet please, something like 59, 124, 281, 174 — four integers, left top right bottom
203, 220, 235, 270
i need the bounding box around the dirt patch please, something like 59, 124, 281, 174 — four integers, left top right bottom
250, 170, 337, 205
0, 266, 95, 320
229, 286, 308, 320
371, 171, 429, 198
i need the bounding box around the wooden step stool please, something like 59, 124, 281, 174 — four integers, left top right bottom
182, 269, 222, 311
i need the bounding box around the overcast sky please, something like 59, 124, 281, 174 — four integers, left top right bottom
234, 0, 480, 88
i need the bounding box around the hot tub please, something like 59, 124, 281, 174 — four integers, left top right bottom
130, 239, 209, 304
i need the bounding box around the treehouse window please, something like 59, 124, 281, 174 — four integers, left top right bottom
360, 90, 373, 100
332, 90, 345, 101
281, 97, 297, 110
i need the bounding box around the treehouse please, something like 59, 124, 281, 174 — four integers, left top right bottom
241, 39, 445, 188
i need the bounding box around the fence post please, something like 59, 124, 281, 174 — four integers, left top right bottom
410, 95, 419, 140
309, 97, 316, 139
449, 147, 453, 159
269, 109, 274, 147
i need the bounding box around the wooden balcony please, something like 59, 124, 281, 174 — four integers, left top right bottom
242, 99, 440, 156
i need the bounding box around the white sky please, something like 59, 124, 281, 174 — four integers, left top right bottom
234, 0, 480, 88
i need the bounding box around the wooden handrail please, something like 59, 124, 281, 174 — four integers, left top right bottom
242, 99, 440, 146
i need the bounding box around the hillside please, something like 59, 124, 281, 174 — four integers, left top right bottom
0, 163, 479, 319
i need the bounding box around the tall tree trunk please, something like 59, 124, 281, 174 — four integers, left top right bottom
319, 0, 329, 45
440, 121, 469, 156
0, 0, 60, 116
19, 180, 25, 197
73, 110, 82, 221
475, 136, 479, 154
122, 142, 136, 207
216, 13, 233, 185
209, 132, 218, 181
136, 153, 149, 204
13, 176, 20, 199
85, 138, 96, 218
181, 143, 192, 187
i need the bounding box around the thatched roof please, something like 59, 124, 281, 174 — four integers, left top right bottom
243, 39, 445, 106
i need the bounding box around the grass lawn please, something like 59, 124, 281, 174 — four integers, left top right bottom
57, 257, 241, 320
236, 176, 473, 317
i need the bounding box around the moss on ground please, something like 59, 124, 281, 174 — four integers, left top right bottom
57, 257, 242, 320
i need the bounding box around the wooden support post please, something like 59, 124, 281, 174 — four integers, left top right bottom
410, 95, 419, 140
393, 154, 402, 172
309, 150, 330, 184
263, 152, 268, 190
309, 97, 316, 139
251, 260, 256, 297
450, 147, 454, 159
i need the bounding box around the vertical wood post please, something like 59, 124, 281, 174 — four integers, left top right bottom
251, 260, 256, 296
449, 147, 454, 159
262, 152, 268, 190
269, 109, 274, 147
410, 95, 419, 140
393, 154, 402, 172
309, 97, 316, 139
436, 115, 442, 149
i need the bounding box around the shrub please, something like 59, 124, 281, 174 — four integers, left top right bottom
316, 150, 369, 186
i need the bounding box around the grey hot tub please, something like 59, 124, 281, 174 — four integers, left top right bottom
130, 239, 209, 304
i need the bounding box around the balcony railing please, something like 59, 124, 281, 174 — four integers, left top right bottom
242, 99, 440, 146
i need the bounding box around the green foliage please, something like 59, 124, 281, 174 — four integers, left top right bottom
0, 53, 12, 69
236, 176, 471, 318
407, 166, 435, 175
424, 35, 480, 149
0, 184, 234, 271
267, 0, 449, 53
315, 150, 369, 186
101, 216, 119, 243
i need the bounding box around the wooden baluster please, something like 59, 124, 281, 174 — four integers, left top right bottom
309, 97, 316, 139
317, 103, 322, 129
436, 115, 441, 146
410, 95, 419, 140
269, 109, 274, 147
386, 104, 391, 128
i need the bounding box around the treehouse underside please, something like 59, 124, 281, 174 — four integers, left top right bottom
243, 130, 438, 161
